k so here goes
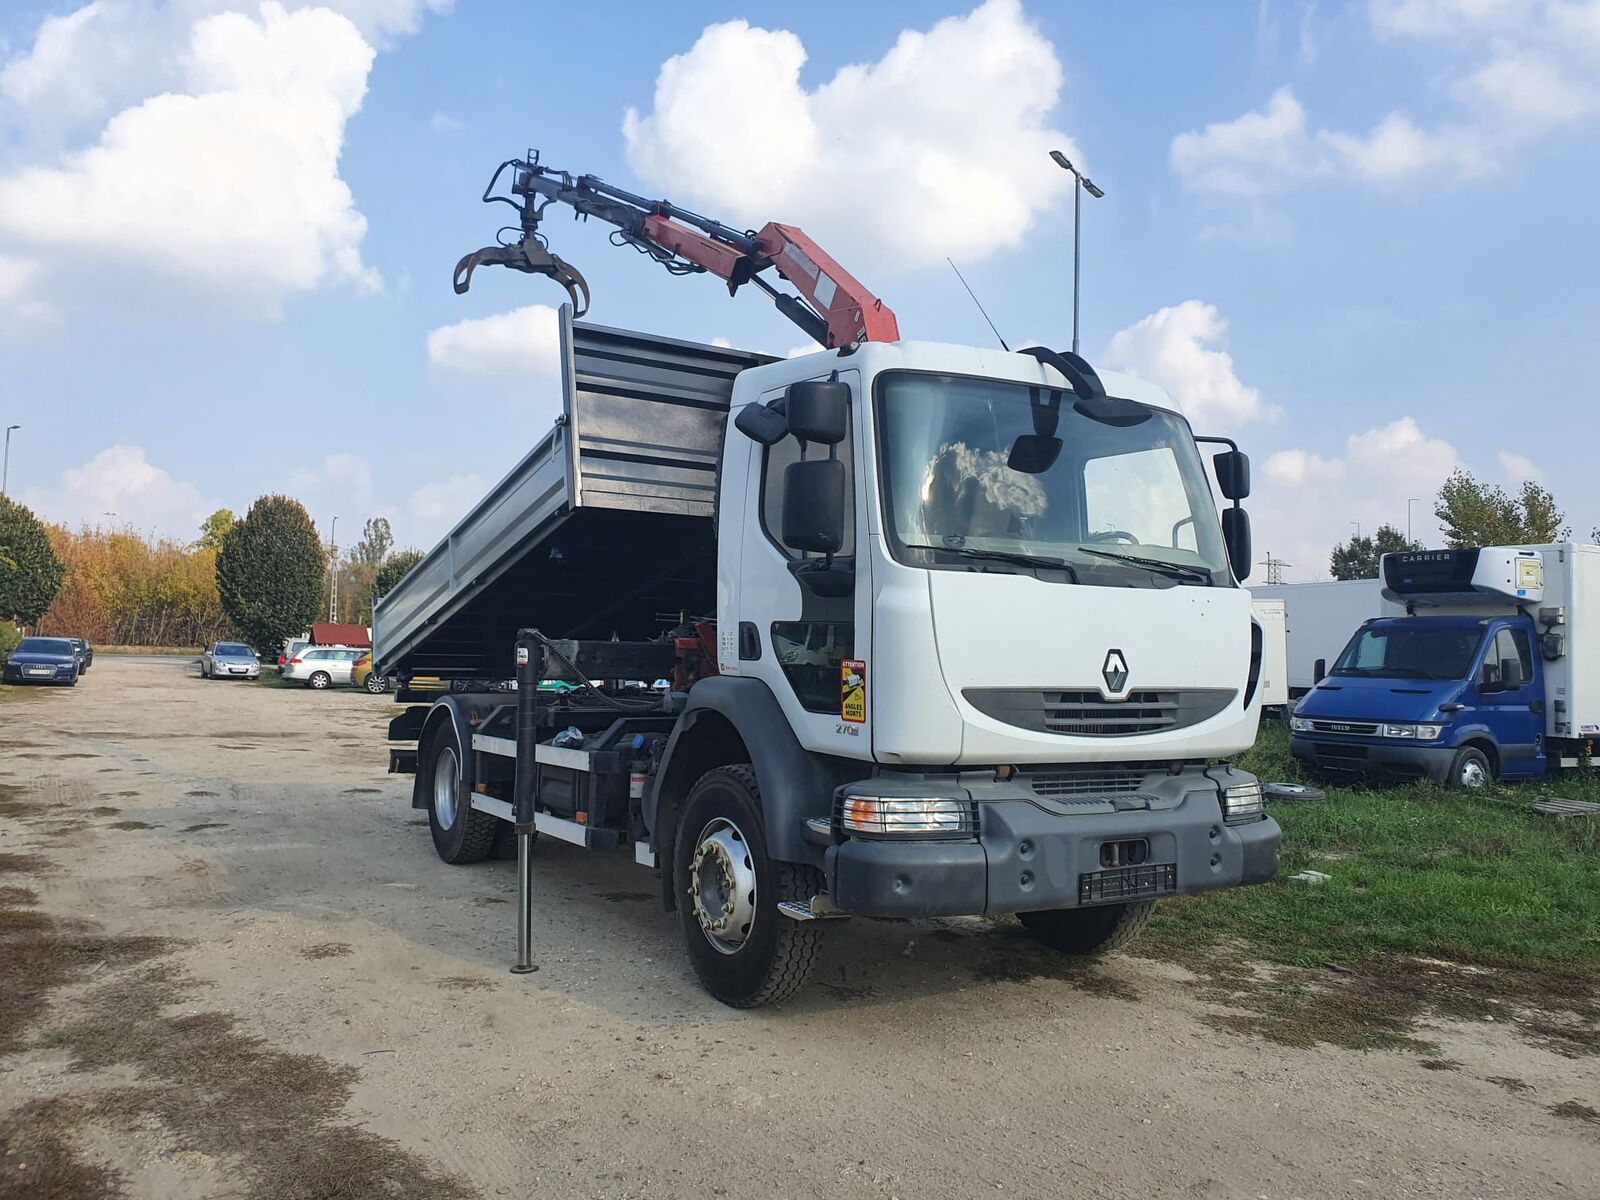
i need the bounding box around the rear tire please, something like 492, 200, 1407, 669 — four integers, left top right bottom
1018, 901, 1155, 956
1447, 745, 1493, 790
674, 765, 823, 1008
364, 673, 389, 694
424, 720, 496, 864
307, 671, 331, 690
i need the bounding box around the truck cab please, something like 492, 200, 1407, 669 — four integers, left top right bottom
1290, 612, 1544, 787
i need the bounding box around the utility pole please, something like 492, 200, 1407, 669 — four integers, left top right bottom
328, 515, 340, 623
2, 424, 19, 496
1407, 498, 1421, 542
1048, 150, 1104, 355
1259, 552, 1291, 585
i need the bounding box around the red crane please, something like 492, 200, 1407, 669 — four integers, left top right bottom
453, 153, 899, 350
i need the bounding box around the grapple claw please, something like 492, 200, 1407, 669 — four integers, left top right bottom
452, 239, 591, 317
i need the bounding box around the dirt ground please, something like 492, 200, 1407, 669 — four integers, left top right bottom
2, 657, 1596, 1200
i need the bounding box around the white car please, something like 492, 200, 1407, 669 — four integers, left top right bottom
281, 646, 365, 689
201, 641, 260, 679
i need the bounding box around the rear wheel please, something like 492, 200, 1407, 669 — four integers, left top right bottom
364, 673, 389, 694
1447, 745, 1493, 790
307, 671, 331, 690
424, 720, 495, 863
674, 765, 824, 1008
1018, 901, 1155, 956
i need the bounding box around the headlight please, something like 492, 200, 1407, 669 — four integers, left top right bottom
1380, 723, 1443, 740
838, 794, 974, 837
1222, 782, 1264, 825
1289, 716, 1312, 732
1415, 724, 1442, 741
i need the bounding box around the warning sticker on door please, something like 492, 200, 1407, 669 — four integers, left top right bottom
840, 659, 866, 723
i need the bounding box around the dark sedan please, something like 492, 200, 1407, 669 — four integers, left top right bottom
3, 637, 81, 686
68, 637, 94, 672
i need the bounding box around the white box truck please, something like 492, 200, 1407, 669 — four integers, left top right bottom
1249, 598, 1288, 710
1250, 579, 1385, 695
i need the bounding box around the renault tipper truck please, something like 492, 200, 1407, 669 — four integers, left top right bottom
1290, 544, 1600, 788
371, 155, 1281, 1007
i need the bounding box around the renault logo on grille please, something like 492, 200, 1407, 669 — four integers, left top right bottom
1102, 649, 1129, 693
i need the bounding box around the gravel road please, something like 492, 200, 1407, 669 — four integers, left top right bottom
1, 657, 1595, 1199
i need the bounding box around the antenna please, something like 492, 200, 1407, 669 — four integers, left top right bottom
947, 258, 1009, 352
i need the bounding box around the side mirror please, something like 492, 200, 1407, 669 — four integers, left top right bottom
1222, 507, 1252, 581
1313, 658, 1327, 685
785, 379, 849, 445
734, 401, 788, 446
1501, 657, 1524, 689
781, 459, 846, 555
1214, 450, 1251, 501
1007, 434, 1062, 474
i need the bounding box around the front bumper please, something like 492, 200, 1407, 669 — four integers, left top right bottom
822, 766, 1281, 919
4, 666, 76, 684
1291, 735, 1454, 783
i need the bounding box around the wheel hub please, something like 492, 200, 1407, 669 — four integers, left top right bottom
434, 745, 459, 829
688, 818, 756, 955
1461, 760, 1486, 788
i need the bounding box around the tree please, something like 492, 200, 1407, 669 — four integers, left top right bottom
351, 517, 393, 567
1329, 524, 1423, 580
195, 508, 235, 551
373, 548, 424, 602
0, 495, 66, 625
216, 495, 325, 654
1434, 469, 1568, 547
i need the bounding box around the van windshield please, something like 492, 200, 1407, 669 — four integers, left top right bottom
1331, 623, 1484, 681
874, 371, 1230, 587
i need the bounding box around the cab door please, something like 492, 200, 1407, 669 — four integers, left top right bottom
724, 372, 871, 760
1473, 624, 1544, 778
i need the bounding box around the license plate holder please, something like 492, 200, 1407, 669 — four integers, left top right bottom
1079, 862, 1176, 905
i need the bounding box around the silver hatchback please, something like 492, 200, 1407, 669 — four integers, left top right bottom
201, 641, 260, 680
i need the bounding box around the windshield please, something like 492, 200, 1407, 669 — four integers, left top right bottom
216, 643, 252, 657
874, 372, 1230, 585
1332, 623, 1484, 681
18, 638, 72, 654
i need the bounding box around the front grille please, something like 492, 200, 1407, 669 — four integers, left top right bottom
1028, 765, 1150, 795
1309, 719, 1378, 735
964, 688, 1236, 737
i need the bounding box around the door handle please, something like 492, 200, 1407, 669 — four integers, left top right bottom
738, 621, 761, 661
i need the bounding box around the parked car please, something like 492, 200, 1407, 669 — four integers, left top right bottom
277, 638, 310, 670
281, 646, 364, 689
351, 653, 389, 693
66, 638, 94, 672
201, 641, 260, 680
2, 637, 80, 686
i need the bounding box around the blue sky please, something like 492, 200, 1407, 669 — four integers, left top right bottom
1, 0, 1596, 578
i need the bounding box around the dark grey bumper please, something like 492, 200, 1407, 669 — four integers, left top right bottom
1291, 735, 1454, 782
823, 772, 1280, 919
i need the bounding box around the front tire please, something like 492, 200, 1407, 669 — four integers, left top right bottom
1447, 745, 1493, 790
364, 674, 389, 694
423, 720, 496, 864
1018, 901, 1155, 955
674, 765, 823, 1008
307, 671, 331, 690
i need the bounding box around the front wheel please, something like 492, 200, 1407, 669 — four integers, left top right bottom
364, 674, 389, 694
1447, 746, 1493, 790
307, 671, 331, 690
674, 765, 824, 1008
1018, 901, 1155, 956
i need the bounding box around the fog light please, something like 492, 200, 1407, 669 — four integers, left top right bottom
838, 795, 974, 837
1222, 782, 1264, 825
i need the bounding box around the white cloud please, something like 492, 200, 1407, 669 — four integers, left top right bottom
20, 444, 215, 538
1498, 449, 1543, 482
428, 109, 462, 133
1368, 0, 1529, 39
1171, 88, 1311, 197
426, 304, 561, 378
621, 0, 1075, 270
1256, 417, 1460, 577
0, 0, 453, 322
406, 473, 485, 545
1101, 301, 1275, 427
0, 253, 61, 337
1455, 51, 1591, 125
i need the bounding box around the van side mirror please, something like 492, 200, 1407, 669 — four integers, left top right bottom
1214, 450, 1250, 501
1222, 507, 1252, 581
734, 401, 788, 446
785, 378, 849, 445
1500, 658, 1524, 689
782, 459, 846, 554
1313, 658, 1326, 684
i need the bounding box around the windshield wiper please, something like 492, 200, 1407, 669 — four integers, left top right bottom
1076, 546, 1213, 585
904, 544, 1079, 583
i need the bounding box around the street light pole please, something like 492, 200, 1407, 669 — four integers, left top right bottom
2, 425, 19, 497
1049, 150, 1104, 356
328, 516, 340, 623
1407, 498, 1421, 542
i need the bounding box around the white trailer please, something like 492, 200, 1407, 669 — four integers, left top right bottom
1250, 598, 1288, 710
1250, 579, 1385, 695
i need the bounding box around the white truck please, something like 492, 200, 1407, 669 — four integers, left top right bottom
1250, 578, 1385, 696
1249, 598, 1289, 710
372, 156, 1281, 1007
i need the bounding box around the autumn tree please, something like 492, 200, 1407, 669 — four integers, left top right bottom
1434, 469, 1567, 547
373, 548, 424, 602
195, 508, 234, 551
216, 495, 324, 655
0, 495, 66, 626
38, 526, 229, 648
1329, 524, 1423, 580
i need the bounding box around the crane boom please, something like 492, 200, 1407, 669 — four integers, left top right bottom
453, 155, 899, 349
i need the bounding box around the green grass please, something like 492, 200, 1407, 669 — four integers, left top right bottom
1148, 722, 1600, 973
